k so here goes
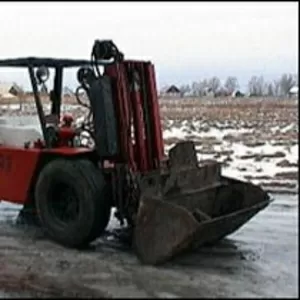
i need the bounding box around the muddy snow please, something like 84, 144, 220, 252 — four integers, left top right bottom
0, 193, 298, 298
0, 98, 299, 298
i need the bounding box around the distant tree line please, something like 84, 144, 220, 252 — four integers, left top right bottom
162, 73, 298, 97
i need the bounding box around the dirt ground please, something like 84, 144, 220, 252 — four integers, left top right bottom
0, 98, 298, 298
0, 193, 298, 298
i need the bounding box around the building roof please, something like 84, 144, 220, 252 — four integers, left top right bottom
165, 85, 181, 93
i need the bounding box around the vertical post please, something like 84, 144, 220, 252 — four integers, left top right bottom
28, 66, 49, 148
51, 66, 63, 117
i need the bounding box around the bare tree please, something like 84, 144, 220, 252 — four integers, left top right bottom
273, 80, 281, 97
266, 83, 274, 97
208, 76, 221, 94
191, 80, 209, 97
191, 81, 200, 96
262, 83, 268, 96
258, 76, 265, 96
224, 76, 239, 94
199, 79, 209, 96
179, 84, 191, 98
279, 73, 296, 96
248, 76, 264, 96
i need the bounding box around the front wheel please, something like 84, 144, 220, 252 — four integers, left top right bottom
34, 159, 111, 248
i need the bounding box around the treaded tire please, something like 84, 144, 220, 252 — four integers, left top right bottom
34, 159, 111, 248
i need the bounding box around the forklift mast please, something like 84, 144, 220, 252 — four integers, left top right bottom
103, 61, 165, 173
80, 39, 165, 173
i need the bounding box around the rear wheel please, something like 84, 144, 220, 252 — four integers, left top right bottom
34, 159, 111, 248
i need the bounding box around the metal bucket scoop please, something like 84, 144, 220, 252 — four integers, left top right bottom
133, 141, 272, 265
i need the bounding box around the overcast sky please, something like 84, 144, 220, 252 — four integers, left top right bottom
0, 1, 298, 90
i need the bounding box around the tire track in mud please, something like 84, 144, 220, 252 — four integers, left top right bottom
0, 193, 298, 298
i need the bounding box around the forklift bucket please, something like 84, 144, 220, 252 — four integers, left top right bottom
133, 141, 272, 265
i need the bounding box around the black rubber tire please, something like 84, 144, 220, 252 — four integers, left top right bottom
34, 159, 111, 248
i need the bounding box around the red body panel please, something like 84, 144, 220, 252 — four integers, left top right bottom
0, 146, 92, 204
0, 147, 41, 204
